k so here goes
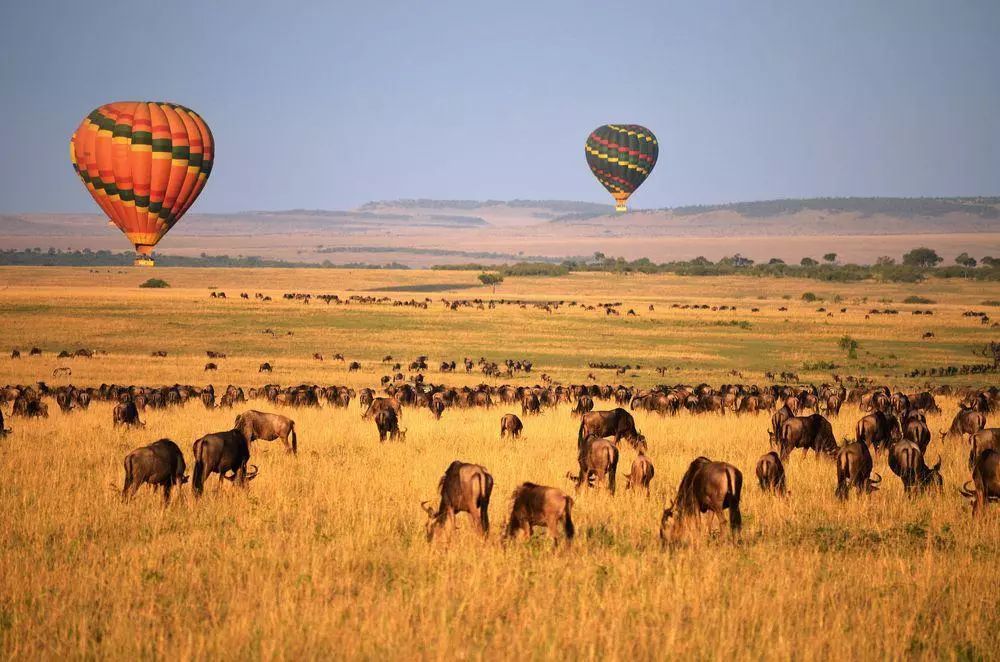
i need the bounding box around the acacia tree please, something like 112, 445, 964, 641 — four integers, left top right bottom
823, 253, 837, 263
478, 272, 504, 293
902, 247, 943, 268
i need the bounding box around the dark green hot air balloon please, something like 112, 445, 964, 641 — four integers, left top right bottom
585, 124, 658, 212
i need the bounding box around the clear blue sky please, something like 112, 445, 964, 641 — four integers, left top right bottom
1, 0, 997, 213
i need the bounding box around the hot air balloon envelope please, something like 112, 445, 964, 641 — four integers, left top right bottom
70, 101, 214, 266
585, 124, 657, 212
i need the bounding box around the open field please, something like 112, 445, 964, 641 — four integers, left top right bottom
1, 267, 999, 659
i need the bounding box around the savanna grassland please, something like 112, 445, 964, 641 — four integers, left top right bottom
1, 266, 999, 660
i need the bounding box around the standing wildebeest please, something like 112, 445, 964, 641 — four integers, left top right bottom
429, 397, 445, 420
578, 408, 647, 451
499, 413, 523, 439
374, 408, 405, 442
967, 428, 1000, 469
771, 403, 796, 440
505, 483, 574, 546
364, 396, 401, 420
835, 440, 881, 500
121, 439, 188, 504
941, 407, 987, 441
773, 414, 838, 460
0, 407, 10, 436
191, 429, 258, 496
755, 451, 787, 495
235, 410, 298, 455
624, 451, 655, 493
887, 440, 942, 494
258, 362, 273, 373
568, 436, 619, 493
421, 461, 494, 541
204, 362, 218, 371
960, 449, 1000, 517
660, 457, 743, 543
856, 411, 902, 453
902, 411, 932, 453
113, 401, 143, 427
572, 395, 594, 417
521, 393, 541, 416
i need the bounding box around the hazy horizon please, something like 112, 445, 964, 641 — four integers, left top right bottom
1, 0, 998, 215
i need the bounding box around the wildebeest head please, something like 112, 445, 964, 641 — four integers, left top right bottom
630, 432, 648, 452
420, 501, 443, 540
222, 464, 259, 482
659, 500, 676, 543
865, 472, 883, 493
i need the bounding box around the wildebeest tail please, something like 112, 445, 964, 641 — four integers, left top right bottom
726, 465, 743, 532
835, 452, 850, 500
563, 496, 575, 540
577, 420, 586, 449
192, 437, 205, 495
479, 471, 494, 534
121, 455, 134, 501
289, 423, 298, 455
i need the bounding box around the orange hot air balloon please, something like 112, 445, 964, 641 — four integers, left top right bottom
70, 101, 214, 266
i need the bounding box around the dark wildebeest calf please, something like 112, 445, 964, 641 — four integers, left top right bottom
121, 439, 188, 504
755, 451, 787, 495
235, 410, 298, 455
422, 461, 494, 541
578, 408, 647, 451
113, 401, 143, 427
499, 413, 523, 439
772, 414, 837, 461
567, 436, 619, 493
660, 457, 743, 544
506, 483, 574, 546
887, 439, 942, 495
835, 440, 881, 500
191, 429, 258, 496
961, 449, 1000, 517
624, 450, 655, 493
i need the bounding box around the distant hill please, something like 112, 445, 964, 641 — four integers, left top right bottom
664, 197, 1000, 219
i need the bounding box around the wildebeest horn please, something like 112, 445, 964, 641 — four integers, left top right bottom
959, 481, 976, 498
420, 501, 435, 516
245, 465, 260, 480
871, 472, 882, 484
938, 429, 947, 438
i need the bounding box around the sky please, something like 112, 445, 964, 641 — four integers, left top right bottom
0, 0, 997, 214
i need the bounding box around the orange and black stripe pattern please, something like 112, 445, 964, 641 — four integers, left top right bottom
585, 124, 657, 211
70, 101, 214, 254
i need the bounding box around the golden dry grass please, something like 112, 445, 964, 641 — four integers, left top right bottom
1, 267, 998, 660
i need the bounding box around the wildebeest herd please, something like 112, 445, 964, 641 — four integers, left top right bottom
3, 377, 998, 541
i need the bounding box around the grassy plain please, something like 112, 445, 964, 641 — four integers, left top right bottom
1, 267, 999, 660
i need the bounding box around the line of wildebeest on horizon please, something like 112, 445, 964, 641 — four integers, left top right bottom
2, 374, 999, 541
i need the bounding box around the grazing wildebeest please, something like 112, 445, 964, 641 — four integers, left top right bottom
364, 396, 401, 420
578, 408, 646, 451
235, 410, 298, 455
258, 362, 273, 373
505, 483, 574, 546
624, 451, 655, 493
770, 403, 796, 440
660, 457, 743, 543
10, 349, 20, 359
887, 440, 942, 494
856, 411, 902, 453
835, 440, 881, 500
201, 390, 216, 408
204, 362, 218, 371
572, 395, 594, 417
499, 413, 523, 439
521, 393, 541, 416
191, 429, 258, 496
429, 397, 445, 419
348, 361, 361, 372
113, 401, 143, 427
374, 408, 405, 442
55, 390, 76, 413
773, 414, 838, 460
967, 428, 1000, 469
941, 407, 987, 441
121, 439, 188, 504
960, 449, 1000, 517
421, 461, 494, 541
567, 436, 619, 493
755, 451, 787, 495
902, 412, 932, 453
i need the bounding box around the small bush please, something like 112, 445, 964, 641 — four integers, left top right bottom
139, 278, 170, 289
903, 295, 934, 304
802, 292, 819, 302
802, 361, 837, 370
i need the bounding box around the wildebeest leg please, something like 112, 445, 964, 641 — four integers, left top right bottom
162, 482, 172, 505
608, 470, 616, 495
236, 464, 247, 487
715, 510, 727, 536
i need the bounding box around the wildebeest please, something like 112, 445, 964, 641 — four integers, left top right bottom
235, 410, 298, 455
421, 461, 494, 541
10, 349, 20, 359
856, 411, 902, 453
960, 449, 1000, 517
121, 439, 188, 504
771, 403, 796, 438
623, 451, 655, 493
364, 396, 401, 420
660, 457, 743, 543
941, 407, 987, 441
191, 429, 258, 496
568, 436, 619, 493
572, 395, 594, 416
578, 408, 646, 451
521, 393, 541, 416
204, 362, 218, 371
0, 407, 10, 436
348, 361, 361, 372
755, 451, 787, 495
773, 414, 837, 460
499, 413, 523, 439
505, 483, 574, 546
258, 362, 273, 373
429, 397, 445, 419
967, 428, 1000, 469
887, 440, 942, 494
902, 411, 932, 453
113, 401, 143, 427
374, 408, 405, 442
835, 440, 881, 500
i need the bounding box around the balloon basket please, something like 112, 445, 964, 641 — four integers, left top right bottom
615, 203, 627, 213
134, 256, 155, 267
